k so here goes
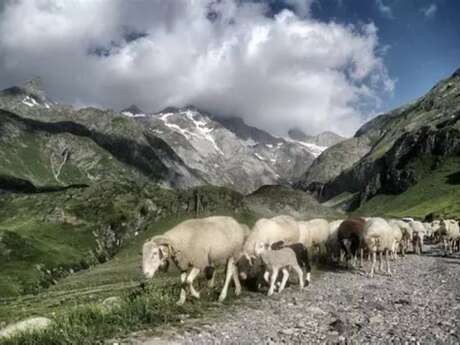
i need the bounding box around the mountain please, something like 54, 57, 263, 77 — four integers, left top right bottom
0, 83, 204, 190
288, 128, 345, 147
121, 104, 146, 118
297, 67, 460, 217
0, 81, 334, 194
138, 106, 327, 193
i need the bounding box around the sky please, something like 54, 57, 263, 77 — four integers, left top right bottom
0, 0, 459, 137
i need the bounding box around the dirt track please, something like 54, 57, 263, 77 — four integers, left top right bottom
125, 246, 460, 345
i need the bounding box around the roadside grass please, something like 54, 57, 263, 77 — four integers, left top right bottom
356, 157, 460, 219
0, 280, 227, 345
0, 212, 254, 344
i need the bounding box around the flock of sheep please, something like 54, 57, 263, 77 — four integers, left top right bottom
142, 215, 460, 305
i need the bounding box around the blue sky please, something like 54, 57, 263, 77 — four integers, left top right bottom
284, 0, 460, 110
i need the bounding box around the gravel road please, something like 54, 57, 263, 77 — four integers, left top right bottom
125, 246, 460, 345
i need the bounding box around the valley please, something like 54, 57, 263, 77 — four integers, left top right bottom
1, 69, 460, 344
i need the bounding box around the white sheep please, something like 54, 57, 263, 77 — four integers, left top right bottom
390, 220, 413, 256
388, 220, 404, 260
142, 216, 248, 304
298, 218, 330, 257
363, 218, 394, 278
439, 219, 460, 255
254, 242, 304, 296
409, 220, 426, 254
242, 215, 300, 256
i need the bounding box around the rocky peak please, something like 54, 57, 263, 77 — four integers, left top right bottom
121, 104, 145, 117
288, 128, 308, 141
22, 77, 47, 102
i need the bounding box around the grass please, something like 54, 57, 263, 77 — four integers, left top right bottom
356, 157, 460, 219
0, 212, 250, 344
0, 281, 225, 345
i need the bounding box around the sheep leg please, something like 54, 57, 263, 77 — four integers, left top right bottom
339, 249, 346, 264
292, 264, 304, 289
207, 270, 217, 288
378, 251, 383, 272
277, 268, 289, 293
369, 251, 376, 278
218, 257, 234, 302
359, 248, 364, 268
268, 268, 279, 296
263, 271, 270, 284
187, 267, 201, 299
177, 271, 188, 305
385, 249, 392, 277
231, 263, 242, 296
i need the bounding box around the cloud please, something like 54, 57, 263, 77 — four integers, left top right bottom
421, 4, 437, 18
0, 0, 393, 136
375, 0, 393, 19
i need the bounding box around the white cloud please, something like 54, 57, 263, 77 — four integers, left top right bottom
375, 0, 394, 19
421, 4, 437, 18
0, 0, 393, 136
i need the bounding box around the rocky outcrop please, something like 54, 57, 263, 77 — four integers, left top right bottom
297, 67, 460, 211
244, 185, 342, 219
0, 317, 53, 339
144, 106, 321, 193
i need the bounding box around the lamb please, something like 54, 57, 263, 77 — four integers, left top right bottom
271, 241, 311, 284
142, 216, 247, 304
298, 218, 330, 258
363, 218, 394, 278
409, 220, 426, 254
254, 242, 304, 296
337, 217, 366, 267
439, 219, 460, 255
238, 241, 311, 291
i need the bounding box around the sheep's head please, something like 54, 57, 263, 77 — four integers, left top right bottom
254, 241, 270, 256
237, 254, 255, 280
142, 239, 171, 279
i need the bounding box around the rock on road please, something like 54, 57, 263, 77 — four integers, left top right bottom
126, 247, 460, 345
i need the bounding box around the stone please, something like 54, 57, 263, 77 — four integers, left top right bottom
0, 317, 53, 339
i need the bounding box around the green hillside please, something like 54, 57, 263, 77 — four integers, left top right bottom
356, 157, 460, 219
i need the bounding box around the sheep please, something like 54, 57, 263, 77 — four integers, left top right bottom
254, 242, 304, 296
326, 220, 344, 262
337, 217, 366, 268
298, 218, 330, 259
242, 215, 300, 255
237, 215, 300, 290
271, 241, 311, 285
423, 222, 434, 241
409, 221, 426, 254
431, 220, 442, 243
238, 241, 311, 291
363, 218, 394, 278
439, 219, 460, 255
387, 220, 404, 260
142, 216, 247, 304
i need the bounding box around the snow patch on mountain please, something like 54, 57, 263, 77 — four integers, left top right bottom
122, 111, 146, 118
284, 137, 327, 157
22, 96, 40, 107
160, 110, 224, 155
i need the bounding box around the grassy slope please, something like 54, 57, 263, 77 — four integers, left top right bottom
0, 212, 255, 345
355, 157, 460, 219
